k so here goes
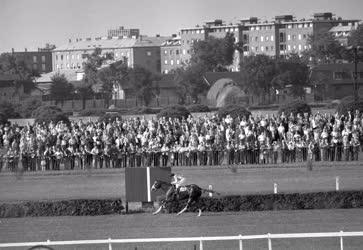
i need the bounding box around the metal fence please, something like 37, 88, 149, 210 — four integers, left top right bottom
1, 231, 363, 249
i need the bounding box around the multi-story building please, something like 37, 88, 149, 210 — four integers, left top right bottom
107, 26, 140, 38
12, 44, 54, 73
173, 13, 360, 73
160, 35, 182, 74
52, 36, 169, 74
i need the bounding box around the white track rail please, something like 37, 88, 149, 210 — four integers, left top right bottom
1, 231, 363, 250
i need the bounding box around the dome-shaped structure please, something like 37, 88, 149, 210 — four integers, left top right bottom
207, 78, 247, 107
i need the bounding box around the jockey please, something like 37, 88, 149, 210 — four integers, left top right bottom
170, 173, 185, 193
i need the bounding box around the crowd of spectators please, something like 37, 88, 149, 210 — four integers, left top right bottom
0, 110, 362, 172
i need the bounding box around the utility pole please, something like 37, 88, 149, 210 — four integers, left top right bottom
347, 46, 363, 103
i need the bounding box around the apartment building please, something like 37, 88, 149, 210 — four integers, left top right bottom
12, 45, 54, 73
171, 13, 360, 73
52, 36, 169, 74
160, 36, 182, 74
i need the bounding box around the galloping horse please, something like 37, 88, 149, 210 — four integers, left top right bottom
151, 180, 219, 216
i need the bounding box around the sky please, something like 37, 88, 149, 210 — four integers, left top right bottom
0, 0, 363, 53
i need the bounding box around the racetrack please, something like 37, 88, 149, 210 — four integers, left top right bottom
1, 209, 363, 249
0, 164, 363, 202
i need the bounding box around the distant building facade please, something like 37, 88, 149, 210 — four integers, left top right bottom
160, 36, 182, 74
12, 44, 54, 73
172, 13, 360, 73
52, 36, 169, 74
107, 26, 140, 38
311, 63, 363, 100
0, 76, 43, 103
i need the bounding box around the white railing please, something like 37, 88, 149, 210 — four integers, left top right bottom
1, 231, 363, 250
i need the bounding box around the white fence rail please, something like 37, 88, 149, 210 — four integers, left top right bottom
1, 231, 363, 250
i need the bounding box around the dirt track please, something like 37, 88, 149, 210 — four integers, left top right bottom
1, 164, 363, 202
1, 209, 363, 249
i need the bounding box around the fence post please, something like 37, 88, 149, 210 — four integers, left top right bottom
340, 231, 344, 250
239, 234, 243, 250
273, 183, 277, 194
336, 177, 340, 191
268, 233, 272, 250
208, 185, 213, 197
107, 237, 112, 250
199, 237, 203, 250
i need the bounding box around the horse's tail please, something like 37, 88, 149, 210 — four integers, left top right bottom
201, 188, 220, 196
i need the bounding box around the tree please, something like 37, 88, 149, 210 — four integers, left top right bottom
0, 53, 39, 80
82, 48, 115, 106
127, 66, 160, 106
191, 33, 236, 71
273, 54, 309, 98
172, 63, 209, 104
348, 24, 363, 47
239, 55, 276, 104
302, 32, 344, 64
50, 73, 74, 104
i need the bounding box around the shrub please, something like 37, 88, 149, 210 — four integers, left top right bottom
217, 105, 251, 119
134, 106, 162, 115
18, 98, 42, 118
32, 105, 70, 125
0, 199, 124, 218
336, 96, 363, 115
163, 191, 363, 214
187, 104, 210, 113
0, 101, 20, 119
278, 100, 311, 116
157, 105, 191, 120
98, 112, 123, 123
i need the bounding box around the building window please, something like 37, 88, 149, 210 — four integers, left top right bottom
170, 50, 173, 55
271, 46, 274, 51
334, 72, 344, 80
164, 60, 168, 65
201, 30, 205, 34
292, 35, 296, 40
287, 45, 291, 51
298, 34, 302, 40
261, 36, 264, 42
261, 46, 264, 51
298, 44, 302, 51
265, 46, 269, 51
298, 24, 303, 28
256, 26, 260, 30
183, 49, 186, 55
250, 26, 255, 31
255, 37, 258, 42
171, 60, 174, 65
56, 64, 59, 69
56, 55, 58, 60
266, 36, 269, 41
196, 30, 200, 34
287, 24, 292, 29
33, 56, 37, 63
177, 59, 180, 65
42, 64, 46, 71
77, 54, 81, 59
304, 23, 309, 28
71, 54, 74, 59
66, 55, 69, 60
164, 70, 168, 74
115, 53, 119, 58
287, 34, 291, 41
293, 45, 296, 50
255, 46, 259, 52
176, 50, 179, 55
41, 55, 45, 62
147, 51, 151, 56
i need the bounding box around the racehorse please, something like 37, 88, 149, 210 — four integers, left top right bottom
151, 180, 219, 216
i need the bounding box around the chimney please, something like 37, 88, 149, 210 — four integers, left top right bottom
11, 48, 14, 53
25, 48, 27, 52
172, 34, 177, 38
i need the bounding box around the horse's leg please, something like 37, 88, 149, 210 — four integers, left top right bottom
177, 198, 192, 216
153, 204, 164, 215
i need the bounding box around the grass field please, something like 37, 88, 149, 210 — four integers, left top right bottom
1, 209, 363, 249
0, 163, 362, 202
